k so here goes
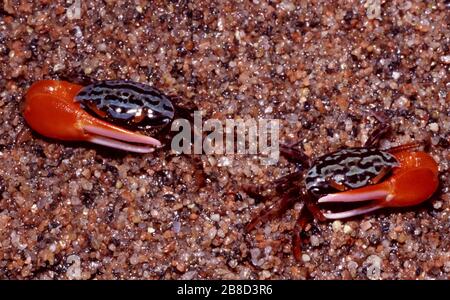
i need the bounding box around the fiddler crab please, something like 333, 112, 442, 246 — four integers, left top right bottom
245, 115, 439, 261
23, 80, 179, 153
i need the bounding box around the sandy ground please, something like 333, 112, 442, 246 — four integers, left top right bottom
0, 0, 449, 279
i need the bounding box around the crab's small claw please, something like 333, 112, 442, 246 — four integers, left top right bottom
23, 80, 161, 153
318, 151, 439, 219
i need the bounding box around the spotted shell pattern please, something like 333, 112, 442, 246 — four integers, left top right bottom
305, 147, 399, 195
75, 80, 175, 129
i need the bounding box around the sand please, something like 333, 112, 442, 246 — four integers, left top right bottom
0, 0, 449, 279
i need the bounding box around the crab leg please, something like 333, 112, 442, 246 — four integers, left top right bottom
364, 111, 391, 147
245, 188, 299, 231
292, 204, 312, 261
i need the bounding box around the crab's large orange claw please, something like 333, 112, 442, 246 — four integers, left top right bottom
318, 151, 439, 219
23, 80, 161, 153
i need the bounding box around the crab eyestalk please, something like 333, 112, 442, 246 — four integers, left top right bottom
23, 80, 161, 153
318, 151, 439, 219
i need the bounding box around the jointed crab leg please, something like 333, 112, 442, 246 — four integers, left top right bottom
292, 204, 312, 261
386, 141, 424, 153
245, 187, 299, 231
364, 111, 391, 147
291, 190, 326, 260
280, 143, 311, 167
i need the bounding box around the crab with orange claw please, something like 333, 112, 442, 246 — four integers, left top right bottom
22, 79, 195, 153
244, 114, 439, 261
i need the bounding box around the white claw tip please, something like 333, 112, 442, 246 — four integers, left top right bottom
318, 194, 337, 203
